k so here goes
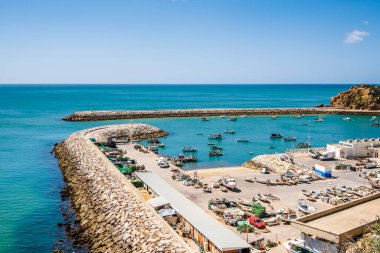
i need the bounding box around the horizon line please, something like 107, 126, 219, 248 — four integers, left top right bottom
0, 83, 375, 86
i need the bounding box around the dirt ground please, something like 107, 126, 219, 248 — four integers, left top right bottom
119, 144, 377, 252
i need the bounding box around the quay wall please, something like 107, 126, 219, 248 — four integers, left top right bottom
53, 124, 188, 253
63, 108, 380, 121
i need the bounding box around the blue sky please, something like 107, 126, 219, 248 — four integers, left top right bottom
0, 0, 379, 84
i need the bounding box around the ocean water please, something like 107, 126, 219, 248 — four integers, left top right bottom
0, 84, 377, 252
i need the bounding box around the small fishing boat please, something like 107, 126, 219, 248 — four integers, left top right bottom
222, 177, 237, 190
182, 147, 197, 152
294, 114, 302, 119
296, 142, 311, 148
209, 150, 224, 156
343, 116, 351, 121
207, 142, 215, 145
148, 138, 161, 144
228, 117, 237, 121
371, 121, 380, 127
244, 177, 254, 183
196, 133, 203, 135
257, 194, 270, 203
201, 117, 209, 121
284, 136, 296, 141
314, 116, 324, 122
224, 129, 236, 134
240, 115, 247, 118
208, 199, 227, 213
185, 155, 197, 162
255, 177, 270, 185
283, 239, 318, 253
208, 134, 222, 139
210, 145, 223, 150
270, 133, 283, 139
236, 138, 249, 143
298, 199, 317, 214
156, 143, 165, 147
269, 146, 276, 149
271, 115, 278, 119
220, 186, 228, 192
203, 185, 212, 193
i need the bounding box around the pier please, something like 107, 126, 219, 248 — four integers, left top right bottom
63, 107, 380, 121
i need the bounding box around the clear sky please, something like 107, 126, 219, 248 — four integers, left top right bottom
0, 0, 379, 84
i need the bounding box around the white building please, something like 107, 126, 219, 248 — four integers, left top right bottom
327, 138, 380, 159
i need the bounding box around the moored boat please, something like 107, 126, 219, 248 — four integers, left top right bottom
209, 150, 224, 156
182, 147, 197, 152
224, 129, 236, 134
236, 138, 249, 143
228, 117, 237, 121
210, 145, 223, 150
208, 133, 222, 139
284, 136, 296, 141
201, 117, 209, 121
314, 116, 324, 122
296, 142, 311, 148
270, 133, 283, 139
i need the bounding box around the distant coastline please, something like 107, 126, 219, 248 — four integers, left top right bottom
63, 107, 380, 121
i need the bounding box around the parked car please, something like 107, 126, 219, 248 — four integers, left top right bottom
260, 167, 270, 174
249, 216, 266, 229
158, 161, 169, 168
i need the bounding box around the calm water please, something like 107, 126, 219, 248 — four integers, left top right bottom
0, 84, 378, 252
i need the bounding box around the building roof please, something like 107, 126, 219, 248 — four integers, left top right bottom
292, 192, 380, 243
136, 172, 251, 251
147, 196, 170, 208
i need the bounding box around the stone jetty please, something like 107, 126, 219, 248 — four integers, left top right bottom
54, 123, 189, 253
63, 108, 380, 121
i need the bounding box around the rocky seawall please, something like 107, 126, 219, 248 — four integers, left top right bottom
54, 124, 189, 253
63, 108, 380, 121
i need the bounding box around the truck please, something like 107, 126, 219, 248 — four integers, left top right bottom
319, 151, 335, 161
364, 162, 377, 169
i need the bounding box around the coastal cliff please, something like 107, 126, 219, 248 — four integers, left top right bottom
54, 124, 188, 253
330, 85, 380, 110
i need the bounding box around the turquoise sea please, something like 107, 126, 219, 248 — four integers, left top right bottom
0, 84, 379, 252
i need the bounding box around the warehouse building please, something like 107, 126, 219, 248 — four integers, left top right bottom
326, 138, 380, 159
136, 172, 252, 253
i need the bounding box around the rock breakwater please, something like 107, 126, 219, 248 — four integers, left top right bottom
63, 108, 380, 121
54, 124, 188, 253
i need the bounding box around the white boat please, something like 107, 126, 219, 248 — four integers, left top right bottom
236, 138, 249, 142
343, 116, 351, 121
283, 239, 318, 253
271, 115, 278, 119
222, 177, 237, 190
201, 117, 209, 121
298, 199, 317, 214
314, 116, 324, 122
228, 117, 237, 121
